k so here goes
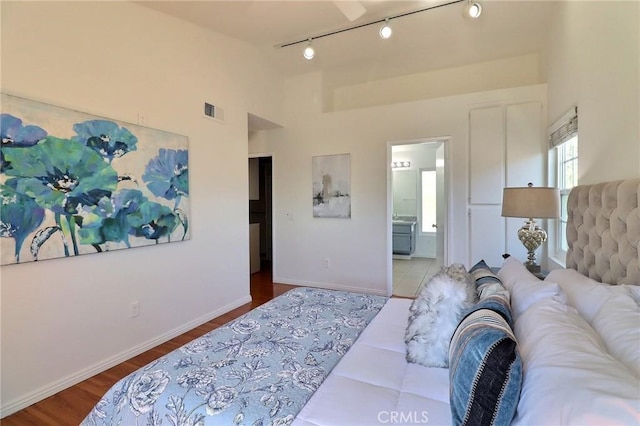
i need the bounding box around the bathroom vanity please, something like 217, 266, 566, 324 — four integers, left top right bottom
392, 220, 417, 256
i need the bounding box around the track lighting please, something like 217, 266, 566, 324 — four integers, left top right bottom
379, 18, 392, 39
463, 1, 482, 19
303, 39, 315, 60
280, 0, 483, 53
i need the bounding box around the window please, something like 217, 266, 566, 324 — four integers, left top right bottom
557, 136, 578, 253
421, 170, 436, 233
549, 106, 578, 260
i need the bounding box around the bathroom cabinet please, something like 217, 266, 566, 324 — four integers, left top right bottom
392, 221, 416, 255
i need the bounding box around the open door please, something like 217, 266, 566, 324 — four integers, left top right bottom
435, 143, 446, 267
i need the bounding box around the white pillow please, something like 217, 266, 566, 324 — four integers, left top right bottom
512, 296, 640, 425
509, 280, 566, 323
591, 290, 640, 378
546, 268, 640, 377
497, 256, 538, 290
545, 268, 614, 322
625, 285, 640, 305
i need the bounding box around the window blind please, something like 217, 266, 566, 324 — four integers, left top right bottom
548, 106, 578, 149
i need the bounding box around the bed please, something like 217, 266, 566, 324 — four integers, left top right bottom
82, 178, 639, 426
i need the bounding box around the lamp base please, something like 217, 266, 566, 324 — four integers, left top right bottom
517, 219, 547, 271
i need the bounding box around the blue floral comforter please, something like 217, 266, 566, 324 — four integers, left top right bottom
82, 287, 387, 426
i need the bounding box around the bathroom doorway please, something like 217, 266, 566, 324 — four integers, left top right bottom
390, 139, 448, 297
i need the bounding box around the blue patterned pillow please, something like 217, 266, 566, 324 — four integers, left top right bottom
449, 261, 522, 426
469, 259, 502, 293
449, 308, 522, 426
469, 260, 513, 326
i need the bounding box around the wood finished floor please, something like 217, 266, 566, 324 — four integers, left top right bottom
2, 267, 293, 426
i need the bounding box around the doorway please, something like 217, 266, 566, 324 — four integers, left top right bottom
390, 140, 448, 297
249, 156, 273, 277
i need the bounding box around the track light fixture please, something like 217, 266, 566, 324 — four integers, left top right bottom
463, 1, 483, 19
379, 18, 392, 39
303, 39, 315, 60
279, 0, 482, 56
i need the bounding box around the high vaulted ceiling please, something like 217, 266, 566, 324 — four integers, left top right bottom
135, 0, 556, 87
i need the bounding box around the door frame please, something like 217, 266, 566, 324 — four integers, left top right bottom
386, 137, 450, 296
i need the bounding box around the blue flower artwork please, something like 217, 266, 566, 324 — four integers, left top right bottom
0, 94, 190, 265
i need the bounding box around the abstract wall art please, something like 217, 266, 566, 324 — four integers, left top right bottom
0, 93, 190, 265
312, 153, 351, 218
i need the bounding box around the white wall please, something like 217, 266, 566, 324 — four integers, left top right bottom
546, 0, 640, 184
249, 71, 546, 295
331, 53, 543, 111
0, 1, 283, 415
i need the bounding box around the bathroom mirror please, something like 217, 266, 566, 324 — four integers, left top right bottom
392, 169, 417, 216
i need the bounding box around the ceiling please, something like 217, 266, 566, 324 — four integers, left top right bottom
135, 0, 556, 88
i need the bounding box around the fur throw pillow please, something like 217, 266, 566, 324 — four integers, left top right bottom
405, 263, 477, 367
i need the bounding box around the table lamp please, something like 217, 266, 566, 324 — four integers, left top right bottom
501, 183, 560, 273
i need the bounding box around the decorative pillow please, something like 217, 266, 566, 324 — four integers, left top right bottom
405, 263, 477, 368
449, 260, 522, 426
469, 259, 503, 296
449, 307, 522, 426
469, 260, 512, 325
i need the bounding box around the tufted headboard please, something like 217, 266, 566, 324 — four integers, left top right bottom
566, 178, 639, 285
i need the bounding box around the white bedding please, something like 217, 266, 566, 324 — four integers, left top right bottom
294, 298, 452, 426
512, 294, 639, 425
505, 259, 640, 425
295, 259, 640, 426
547, 268, 640, 378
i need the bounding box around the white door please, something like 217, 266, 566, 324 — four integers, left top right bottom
435, 143, 446, 267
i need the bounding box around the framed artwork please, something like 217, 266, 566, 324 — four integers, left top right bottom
312, 153, 351, 218
0, 93, 190, 265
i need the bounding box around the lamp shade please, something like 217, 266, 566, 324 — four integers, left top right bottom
501, 185, 560, 219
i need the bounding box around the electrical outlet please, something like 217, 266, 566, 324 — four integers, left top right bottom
130, 301, 140, 318
323, 258, 330, 268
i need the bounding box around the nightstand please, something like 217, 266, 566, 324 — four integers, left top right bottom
495, 254, 548, 280
525, 263, 549, 280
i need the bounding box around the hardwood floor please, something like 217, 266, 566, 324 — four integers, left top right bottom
2, 266, 292, 425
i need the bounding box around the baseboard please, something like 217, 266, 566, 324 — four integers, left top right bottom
0, 295, 252, 418
393, 254, 413, 260
273, 277, 388, 297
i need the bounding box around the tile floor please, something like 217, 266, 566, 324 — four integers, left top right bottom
392, 257, 440, 298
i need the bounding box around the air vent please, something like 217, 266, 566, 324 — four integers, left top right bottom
204, 102, 224, 123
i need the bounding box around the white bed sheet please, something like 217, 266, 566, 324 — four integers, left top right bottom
293, 298, 452, 426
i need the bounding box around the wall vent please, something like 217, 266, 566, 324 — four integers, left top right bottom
204, 102, 224, 123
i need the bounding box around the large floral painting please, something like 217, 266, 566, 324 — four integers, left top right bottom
0, 94, 190, 265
